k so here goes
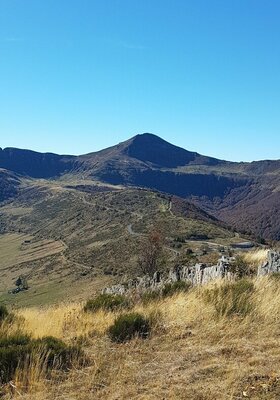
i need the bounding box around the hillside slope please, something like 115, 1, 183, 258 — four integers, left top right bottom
0, 179, 235, 306
3, 276, 280, 399
0, 169, 21, 202
1, 133, 279, 239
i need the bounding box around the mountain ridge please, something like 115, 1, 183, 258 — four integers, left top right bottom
1, 133, 279, 240
1, 133, 279, 170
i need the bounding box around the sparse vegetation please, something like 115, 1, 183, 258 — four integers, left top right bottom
108, 312, 150, 342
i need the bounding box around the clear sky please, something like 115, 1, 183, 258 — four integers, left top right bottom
0, 0, 279, 161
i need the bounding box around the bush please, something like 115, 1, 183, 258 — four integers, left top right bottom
32, 336, 83, 368
84, 293, 130, 313
108, 312, 150, 342
204, 279, 255, 317
0, 305, 9, 322
0, 345, 29, 385
0, 334, 82, 385
0, 332, 30, 347
162, 281, 191, 298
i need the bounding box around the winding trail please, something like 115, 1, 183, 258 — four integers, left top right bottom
127, 224, 143, 237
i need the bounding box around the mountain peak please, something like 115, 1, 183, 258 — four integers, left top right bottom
134, 132, 163, 140
123, 133, 214, 168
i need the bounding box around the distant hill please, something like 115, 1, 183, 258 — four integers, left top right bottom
1, 133, 279, 240
0, 147, 74, 178
0, 169, 21, 202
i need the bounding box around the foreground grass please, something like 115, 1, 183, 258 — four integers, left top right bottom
2, 277, 280, 399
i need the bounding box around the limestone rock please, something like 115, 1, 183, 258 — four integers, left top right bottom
258, 251, 280, 276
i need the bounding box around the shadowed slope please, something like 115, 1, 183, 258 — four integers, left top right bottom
0, 147, 75, 178
0, 169, 21, 202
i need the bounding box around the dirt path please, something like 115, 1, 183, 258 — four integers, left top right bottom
127, 224, 143, 236
168, 199, 173, 215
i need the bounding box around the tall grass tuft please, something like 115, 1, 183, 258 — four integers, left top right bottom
203, 279, 255, 317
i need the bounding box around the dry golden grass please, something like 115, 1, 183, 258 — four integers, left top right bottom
3, 276, 280, 399
18, 303, 115, 339
243, 248, 269, 266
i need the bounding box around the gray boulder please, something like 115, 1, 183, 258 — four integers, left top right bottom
258, 251, 280, 276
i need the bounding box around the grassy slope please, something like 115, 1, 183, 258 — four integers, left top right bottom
2, 275, 280, 399
0, 179, 237, 307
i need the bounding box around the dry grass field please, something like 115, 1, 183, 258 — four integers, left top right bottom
2, 275, 280, 400
0, 233, 66, 270
0, 233, 67, 301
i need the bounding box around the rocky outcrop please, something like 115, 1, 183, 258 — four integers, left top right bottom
168, 256, 234, 285
104, 251, 280, 295
258, 251, 280, 276
103, 256, 235, 295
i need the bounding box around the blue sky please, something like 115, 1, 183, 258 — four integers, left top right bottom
0, 0, 279, 161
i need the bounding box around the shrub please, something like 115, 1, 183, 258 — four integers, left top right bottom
162, 281, 191, 298
0, 305, 9, 322
84, 293, 130, 313
204, 279, 255, 318
31, 336, 83, 368
0, 345, 29, 385
0, 334, 82, 385
0, 332, 30, 347
0, 333, 32, 384
108, 312, 150, 342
